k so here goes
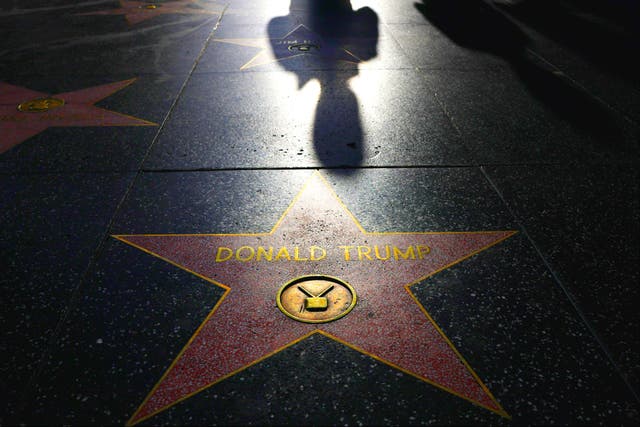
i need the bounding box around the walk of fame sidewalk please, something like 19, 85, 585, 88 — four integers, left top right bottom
1, 0, 638, 425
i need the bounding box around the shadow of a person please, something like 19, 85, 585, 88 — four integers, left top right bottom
268, 0, 378, 172
414, 0, 628, 146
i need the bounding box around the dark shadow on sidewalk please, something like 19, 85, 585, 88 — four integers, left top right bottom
268, 0, 378, 174
494, 0, 640, 83
414, 0, 629, 146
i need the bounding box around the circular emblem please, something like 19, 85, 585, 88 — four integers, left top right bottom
288, 43, 320, 53
17, 97, 65, 113
276, 275, 356, 324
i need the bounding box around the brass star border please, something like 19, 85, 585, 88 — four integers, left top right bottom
0, 78, 156, 154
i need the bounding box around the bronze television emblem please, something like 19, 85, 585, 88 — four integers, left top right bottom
276, 275, 356, 323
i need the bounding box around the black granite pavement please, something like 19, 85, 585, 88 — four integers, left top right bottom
1, 0, 638, 425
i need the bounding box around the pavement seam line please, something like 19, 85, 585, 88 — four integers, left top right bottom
13, 6, 230, 420
480, 165, 640, 403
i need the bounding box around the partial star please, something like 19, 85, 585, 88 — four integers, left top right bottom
215, 24, 362, 70
77, 0, 226, 25
0, 78, 156, 154
115, 172, 516, 424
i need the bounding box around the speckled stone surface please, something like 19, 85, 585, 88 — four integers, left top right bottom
19, 170, 640, 425
2, 0, 639, 425
0, 172, 133, 422
0, 75, 182, 172
143, 70, 469, 169
0, 2, 219, 76
421, 65, 638, 165
484, 164, 640, 391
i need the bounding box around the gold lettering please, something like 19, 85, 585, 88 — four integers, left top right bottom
215, 247, 233, 262
310, 246, 326, 261
393, 246, 415, 260
374, 245, 391, 260
256, 246, 273, 261
217, 244, 425, 263
357, 246, 372, 260
293, 246, 308, 261
275, 246, 291, 261
339, 246, 354, 261
236, 246, 255, 262
417, 244, 431, 259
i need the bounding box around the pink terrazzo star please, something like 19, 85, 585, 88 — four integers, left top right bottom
115, 172, 516, 425
0, 79, 156, 154
78, 0, 225, 25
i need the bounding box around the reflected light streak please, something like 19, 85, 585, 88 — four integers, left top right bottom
348, 72, 381, 107
261, 71, 321, 134
288, 77, 322, 118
